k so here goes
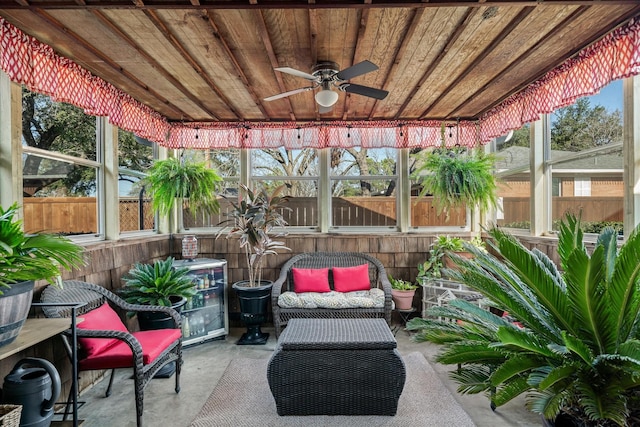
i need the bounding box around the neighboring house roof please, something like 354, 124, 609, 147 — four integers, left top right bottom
496, 146, 622, 173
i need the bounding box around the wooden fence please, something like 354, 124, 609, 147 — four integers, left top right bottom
23, 196, 623, 234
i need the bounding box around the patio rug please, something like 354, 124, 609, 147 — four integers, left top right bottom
190, 351, 476, 427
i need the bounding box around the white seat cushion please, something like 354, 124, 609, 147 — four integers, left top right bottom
278, 288, 385, 309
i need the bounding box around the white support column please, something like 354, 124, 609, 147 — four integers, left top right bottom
0, 72, 23, 213
319, 148, 330, 233
623, 76, 640, 237
397, 148, 410, 232
530, 115, 551, 236
102, 119, 119, 240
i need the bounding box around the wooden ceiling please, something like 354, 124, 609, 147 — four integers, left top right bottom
0, 1, 638, 125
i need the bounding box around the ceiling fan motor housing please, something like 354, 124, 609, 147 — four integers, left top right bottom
312, 61, 340, 82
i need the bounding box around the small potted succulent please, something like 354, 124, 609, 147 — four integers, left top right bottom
389, 276, 418, 310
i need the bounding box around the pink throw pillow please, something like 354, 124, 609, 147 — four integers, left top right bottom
292, 268, 331, 293
77, 302, 129, 357
332, 264, 371, 292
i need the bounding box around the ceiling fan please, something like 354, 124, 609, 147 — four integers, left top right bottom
264, 60, 389, 113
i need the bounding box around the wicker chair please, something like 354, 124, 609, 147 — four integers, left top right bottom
271, 252, 393, 337
40, 280, 182, 427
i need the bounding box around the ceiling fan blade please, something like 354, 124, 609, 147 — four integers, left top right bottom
336, 60, 379, 81
341, 83, 389, 100
264, 87, 314, 101
274, 67, 318, 81
318, 105, 333, 114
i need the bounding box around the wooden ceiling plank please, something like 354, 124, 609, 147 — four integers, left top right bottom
13, 0, 29, 5
255, 9, 296, 121
307, 9, 321, 119
342, 8, 369, 121
91, 10, 220, 120
419, 5, 535, 119
203, 10, 270, 119
367, 7, 421, 120
393, 7, 476, 120
2, 1, 640, 10
30, 9, 191, 119
143, 8, 242, 120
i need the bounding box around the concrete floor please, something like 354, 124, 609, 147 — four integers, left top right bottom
66, 325, 541, 427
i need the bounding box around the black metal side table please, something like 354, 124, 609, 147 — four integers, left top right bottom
392, 307, 416, 335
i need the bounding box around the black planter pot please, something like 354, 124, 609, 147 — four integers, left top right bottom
136, 296, 187, 331
136, 295, 186, 378
232, 280, 272, 345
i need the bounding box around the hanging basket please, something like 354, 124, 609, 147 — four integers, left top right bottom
0, 404, 22, 427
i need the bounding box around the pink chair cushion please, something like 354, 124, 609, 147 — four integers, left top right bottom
79, 329, 182, 370
332, 264, 371, 292
77, 303, 129, 357
292, 268, 331, 293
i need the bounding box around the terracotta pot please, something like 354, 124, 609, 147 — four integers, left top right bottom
444, 251, 474, 269
391, 289, 415, 310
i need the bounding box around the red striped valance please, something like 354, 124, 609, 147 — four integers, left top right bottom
1, 16, 639, 149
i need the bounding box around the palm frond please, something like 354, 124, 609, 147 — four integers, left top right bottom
561, 331, 595, 365
490, 355, 543, 386
576, 381, 628, 426
496, 326, 557, 357
526, 389, 568, 420
492, 376, 531, 407
537, 364, 578, 391
448, 365, 493, 395
436, 341, 506, 365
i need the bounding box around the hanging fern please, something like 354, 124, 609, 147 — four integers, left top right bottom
412, 148, 499, 217
144, 157, 223, 217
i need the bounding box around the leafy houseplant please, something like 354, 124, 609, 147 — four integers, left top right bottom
0, 203, 85, 346
144, 156, 223, 218
218, 184, 290, 345
407, 213, 640, 426
416, 236, 485, 283
412, 147, 498, 218
220, 184, 291, 288
120, 256, 196, 308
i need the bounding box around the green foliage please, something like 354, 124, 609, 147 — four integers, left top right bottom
500, 220, 623, 235
389, 276, 418, 290
411, 147, 499, 217
0, 203, 86, 292
407, 213, 640, 425
219, 184, 291, 287
551, 98, 622, 151
120, 257, 196, 307
144, 156, 223, 217
417, 236, 485, 283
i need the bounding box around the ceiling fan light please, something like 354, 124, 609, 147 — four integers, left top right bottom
315, 89, 339, 107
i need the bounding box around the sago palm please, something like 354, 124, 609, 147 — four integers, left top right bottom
407, 213, 640, 426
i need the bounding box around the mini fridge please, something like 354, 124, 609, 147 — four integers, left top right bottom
172, 258, 228, 346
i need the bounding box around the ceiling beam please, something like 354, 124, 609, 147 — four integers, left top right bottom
2, 0, 638, 10
255, 9, 297, 121
202, 10, 271, 119
30, 9, 190, 119
419, 5, 535, 119
91, 10, 221, 120
368, 7, 421, 120
341, 7, 370, 121
143, 9, 242, 120
393, 7, 476, 120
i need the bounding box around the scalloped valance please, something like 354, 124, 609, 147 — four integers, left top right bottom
1, 17, 638, 149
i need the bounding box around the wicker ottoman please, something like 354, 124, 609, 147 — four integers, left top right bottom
267, 318, 406, 416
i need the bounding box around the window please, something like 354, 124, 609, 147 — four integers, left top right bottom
118, 131, 155, 233
21, 88, 101, 236
330, 148, 396, 229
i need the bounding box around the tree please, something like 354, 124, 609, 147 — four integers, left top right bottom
551, 98, 622, 151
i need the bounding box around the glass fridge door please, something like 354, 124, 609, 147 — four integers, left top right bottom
173, 258, 228, 346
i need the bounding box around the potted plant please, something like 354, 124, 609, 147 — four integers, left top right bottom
143, 156, 223, 229
411, 146, 498, 219
218, 184, 290, 345
120, 256, 196, 330
407, 213, 640, 426
416, 236, 485, 284
0, 203, 85, 347
389, 276, 418, 310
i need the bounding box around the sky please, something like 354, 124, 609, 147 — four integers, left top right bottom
588, 79, 623, 112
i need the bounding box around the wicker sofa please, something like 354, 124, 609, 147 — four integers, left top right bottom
271, 252, 393, 337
